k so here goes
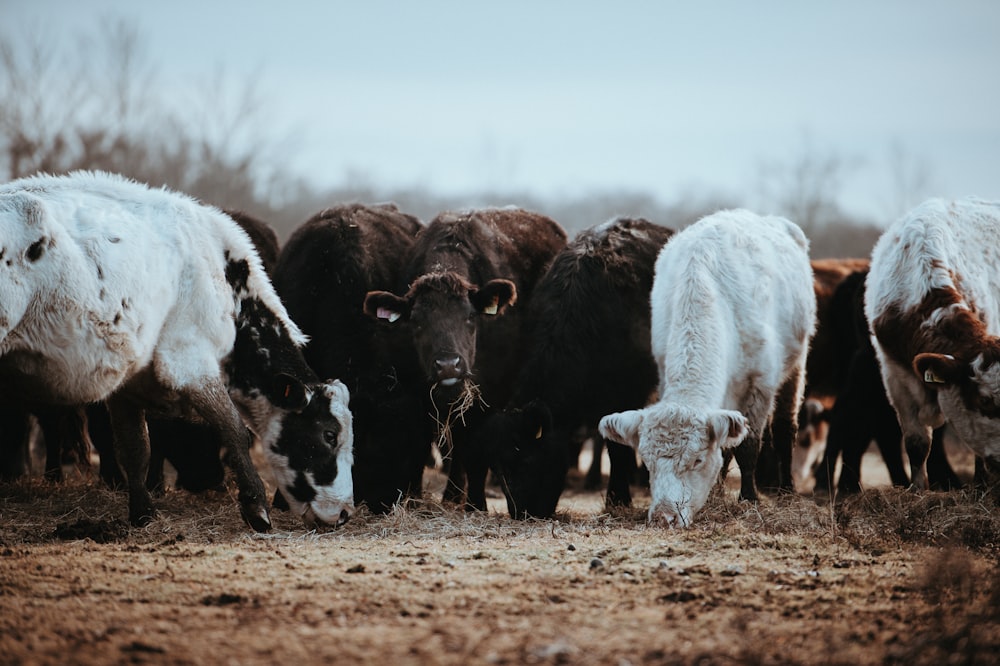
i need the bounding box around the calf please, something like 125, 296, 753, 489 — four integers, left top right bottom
0, 171, 354, 530
600, 210, 816, 527
274, 203, 432, 513
479, 217, 674, 518
866, 197, 1000, 489
364, 208, 567, 510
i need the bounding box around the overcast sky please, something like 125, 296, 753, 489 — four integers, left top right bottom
5, 1, 1000, 223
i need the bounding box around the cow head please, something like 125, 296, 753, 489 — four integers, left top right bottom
599, 403, 748, 528
915, 351, 1000, 463
0, 193, 59, 341
256, 378, 355, 528
480, 400, 569, 519
363, 272, 516, 397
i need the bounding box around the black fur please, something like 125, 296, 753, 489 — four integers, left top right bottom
480, 217, 674, 517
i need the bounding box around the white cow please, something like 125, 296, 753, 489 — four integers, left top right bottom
599, 210, 816, 527
865, 197, 1000, 489
0, 171, 354, 530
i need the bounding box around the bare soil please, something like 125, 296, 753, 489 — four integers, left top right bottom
2, 447, 1000, 666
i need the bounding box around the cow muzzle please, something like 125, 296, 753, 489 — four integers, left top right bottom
302, 504, 353, 529
433, 354, 466, 386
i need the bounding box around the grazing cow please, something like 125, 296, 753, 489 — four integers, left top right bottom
0, 171, 353, 530
479, 217, 674, 518
810, 269, 961, 494
865, 197, 1000, 489
363, 208, 567, 510
599, 210, 816, 527
274, 203, 433, 513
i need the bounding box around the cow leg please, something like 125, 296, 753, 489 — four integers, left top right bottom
106, 394, 155, 527
733, 432, 761, 503
926, 427, 961, 490
584, 436, 604, 491
605, 439, 636, 507
0, 407, 32, 480
771, 372, 803, 492
869, 406, 908, 489
439, 422, 470, 506
182, 381, 270, 532
464, 442, 489, 512
827, 389, 881, 495
902, 429, 933, 490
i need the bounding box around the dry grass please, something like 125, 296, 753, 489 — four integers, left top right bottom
3, 467, 1000, 665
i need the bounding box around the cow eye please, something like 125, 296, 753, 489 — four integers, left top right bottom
26, 238, 46, 262
323, 430, 337, 445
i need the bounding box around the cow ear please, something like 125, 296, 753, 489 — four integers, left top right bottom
471, 279, 517, 316
363, 290, 409, 323
914, 353, 966, 386
598, 410, 642, 450
706, 410, 748, 450
272, 373, 310, 410
522, 400, 553, 442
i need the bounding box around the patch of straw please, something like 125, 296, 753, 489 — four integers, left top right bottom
428, 379, 488, 457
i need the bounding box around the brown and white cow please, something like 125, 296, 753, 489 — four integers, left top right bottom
866, 197, 1000, 489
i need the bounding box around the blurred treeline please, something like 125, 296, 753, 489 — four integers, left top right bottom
2, 20, 900, 258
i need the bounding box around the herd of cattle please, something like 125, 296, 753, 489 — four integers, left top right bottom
0, 171, 998, 529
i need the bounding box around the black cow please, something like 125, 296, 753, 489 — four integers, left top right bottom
274, 203, 432, 513
813, 269, 960, 494
478, 217, 674, 518
363, 208, 567, 510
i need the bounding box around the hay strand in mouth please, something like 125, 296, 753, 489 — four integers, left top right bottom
429, 379, 488, 459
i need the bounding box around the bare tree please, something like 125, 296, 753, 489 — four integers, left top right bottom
755, 136, 864, 235
884, 140, 933, 223
0, 17, 299, 234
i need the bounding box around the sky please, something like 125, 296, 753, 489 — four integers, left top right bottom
4, 0, 1000, 223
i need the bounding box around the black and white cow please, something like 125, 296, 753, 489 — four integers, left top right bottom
478, 217, 674, 518
89, 209, 282, 494
600, 210, 816, 527
0, 171, 353, 530
363, 208, 567, 510
274, 203, 433, 513
866, 197, 1000, 490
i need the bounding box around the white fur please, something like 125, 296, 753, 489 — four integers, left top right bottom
599, 210, 816, 527
0, 171, 304, 402
865, 197, 1000, 483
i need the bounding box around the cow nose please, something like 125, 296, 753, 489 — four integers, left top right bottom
649, 505, 685, 529
434, 355, 464, 383
337, 509, 351, 527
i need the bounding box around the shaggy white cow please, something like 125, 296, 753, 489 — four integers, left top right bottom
599, 210, 816, 527
865, 198, 1000, 488
0, 171, 354, 530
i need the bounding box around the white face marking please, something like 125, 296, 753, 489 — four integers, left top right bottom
601, 403, 736, 529
260, 380, 355, 528
638, 410, 723, 529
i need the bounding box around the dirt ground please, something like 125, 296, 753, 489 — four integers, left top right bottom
2, 445, 1000, 666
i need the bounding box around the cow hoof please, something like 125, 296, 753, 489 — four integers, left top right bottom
241, 504, 272, 533
128, 505, 155, 528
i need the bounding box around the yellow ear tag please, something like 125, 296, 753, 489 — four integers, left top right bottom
534, 426, 543, 440
924, 369, 946, 384
483, 296, 499, 316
